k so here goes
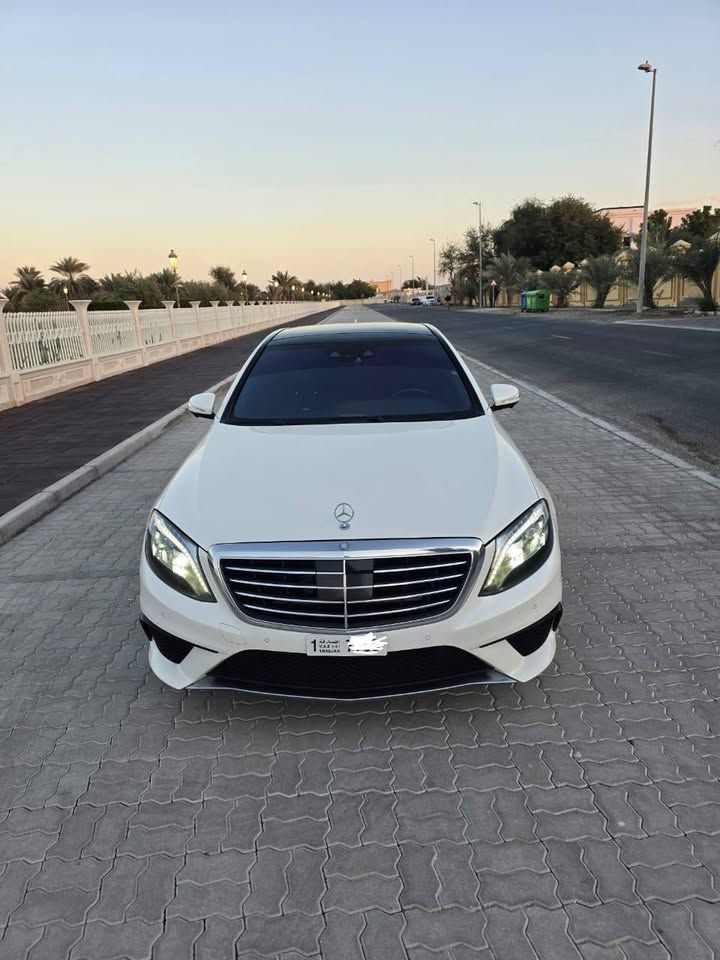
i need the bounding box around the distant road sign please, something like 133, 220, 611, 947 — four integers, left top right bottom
490, 280, 497, 286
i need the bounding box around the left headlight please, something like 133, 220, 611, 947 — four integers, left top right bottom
481, 500, 552, 594
145, 511, 215, 601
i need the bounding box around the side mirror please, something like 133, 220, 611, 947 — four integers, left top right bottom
188, 392, 216, 419
490, 383, 520, 411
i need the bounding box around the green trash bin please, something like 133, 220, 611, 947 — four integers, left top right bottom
526, 289, 550, 313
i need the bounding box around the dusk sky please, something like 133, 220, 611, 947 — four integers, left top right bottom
2, 0, 718, 288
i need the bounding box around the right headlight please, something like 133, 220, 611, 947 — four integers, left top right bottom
481, 500, 552, 593
145, 511, 215, 601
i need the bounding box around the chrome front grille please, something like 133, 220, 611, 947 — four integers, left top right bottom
216, 542, 478, 631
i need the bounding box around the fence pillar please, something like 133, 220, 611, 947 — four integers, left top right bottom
210, 300, 220, 332
189, 301, 201, 337
161, 300, 179, 353
0, 297, 19, 408
69, 300, 97, 379
123, 301, 147, 363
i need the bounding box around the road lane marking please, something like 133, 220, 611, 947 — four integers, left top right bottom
643, 350, 673, 357
552, 335, 571, 340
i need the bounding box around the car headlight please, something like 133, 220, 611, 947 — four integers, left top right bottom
145, 511, 215, 601
481, 500, 552, 593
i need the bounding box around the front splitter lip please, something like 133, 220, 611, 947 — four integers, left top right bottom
186, 667, 513, 700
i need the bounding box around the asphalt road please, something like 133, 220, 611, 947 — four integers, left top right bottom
372, 304, 720, 475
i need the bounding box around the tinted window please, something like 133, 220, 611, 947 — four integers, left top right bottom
226, 336, 481, 424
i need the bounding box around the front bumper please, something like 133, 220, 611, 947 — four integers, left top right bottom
139, 536, 562, 697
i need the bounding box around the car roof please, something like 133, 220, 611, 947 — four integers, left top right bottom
271, 321, 435, 342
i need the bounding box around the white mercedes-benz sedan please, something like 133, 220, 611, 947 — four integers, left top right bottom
140, 321, 562, 698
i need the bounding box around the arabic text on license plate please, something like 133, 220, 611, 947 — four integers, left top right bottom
305, 633, 388, 656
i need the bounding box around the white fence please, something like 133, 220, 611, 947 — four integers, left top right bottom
0, 298, 344, 411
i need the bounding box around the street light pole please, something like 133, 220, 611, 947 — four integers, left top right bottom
429, 239, 436, 293
168, 249, 179, 308
397, 264, 402, 294
636, 61, 657, 315
473, 202, 482, 309
410, 256, 415, 289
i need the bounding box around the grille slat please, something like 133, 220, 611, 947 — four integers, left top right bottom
220, 549, 474, 630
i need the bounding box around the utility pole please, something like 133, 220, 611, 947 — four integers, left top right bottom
636, 61, 657, 314
429, 238, 436, 293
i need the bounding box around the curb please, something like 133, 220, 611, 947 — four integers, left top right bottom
0, 372, 237, 547
461, 351, 720, 492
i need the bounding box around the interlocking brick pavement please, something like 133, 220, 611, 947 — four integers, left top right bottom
0, 349, 719, 958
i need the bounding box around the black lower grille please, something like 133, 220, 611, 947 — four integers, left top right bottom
201, 645, 508, 698
219, 550, 475, 630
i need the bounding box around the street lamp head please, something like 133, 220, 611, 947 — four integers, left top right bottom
241, 269, 247, 282
168, 249, 178, 271
638, 60, 654, 73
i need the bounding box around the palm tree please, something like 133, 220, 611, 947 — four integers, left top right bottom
209, 265, 237, 291
271, 271, 301, 299
13, 265, 46, 293
673, 239, 720, 311
438, 243, 462, 290
540, 267, 582, 308
49, 257, 95, 298
486, 254, 530, 307
150, 268, 181, 301
579, 255, 622, 308
627, 212, 675, 309
1, 266, 46, 311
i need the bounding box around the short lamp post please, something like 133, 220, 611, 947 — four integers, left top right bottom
241, 269, 248, 303
62, 284, 69, 308
168, 249, 179, 308
636, 60, 658, 314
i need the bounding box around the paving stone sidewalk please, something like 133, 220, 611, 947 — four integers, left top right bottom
0, 308, 338, 517
0, 353, 719, 959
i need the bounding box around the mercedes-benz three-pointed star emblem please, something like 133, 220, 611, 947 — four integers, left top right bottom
334, 502, 354, 528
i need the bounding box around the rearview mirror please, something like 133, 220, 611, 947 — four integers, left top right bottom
490, 383, 520, 411
188, 392, 216, 419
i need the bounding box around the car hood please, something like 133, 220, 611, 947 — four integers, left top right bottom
158, 418, 540, 547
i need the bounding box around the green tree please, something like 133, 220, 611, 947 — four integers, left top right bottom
486, 254, 530, 306
150, 268, 181, 301
209, 265, 237, 290
673, 239, 720, 312
181, 280, 230, 306
94, 272, 164, 309
48, 257, 95, 297
17, 288, 67, 311
671, 205, 720, 244
402, 277, 427, 290
579, 255, 622, 308
438, 242, 462, 289
495, 196, 622, 270
540, 267, 582, 308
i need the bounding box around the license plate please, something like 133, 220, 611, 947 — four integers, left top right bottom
305, 632, 388, 656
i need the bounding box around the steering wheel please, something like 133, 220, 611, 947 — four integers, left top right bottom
390, 387, 432, 399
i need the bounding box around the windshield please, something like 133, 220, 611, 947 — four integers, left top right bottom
225, 336, 482, 424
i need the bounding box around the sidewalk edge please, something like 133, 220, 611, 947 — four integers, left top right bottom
462, 351, 720, 492
0, 372, 236, 546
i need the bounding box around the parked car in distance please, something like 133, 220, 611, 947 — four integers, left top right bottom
140, 321, 562, 699
410, 296, 422, 305
420, 295, 438, 305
